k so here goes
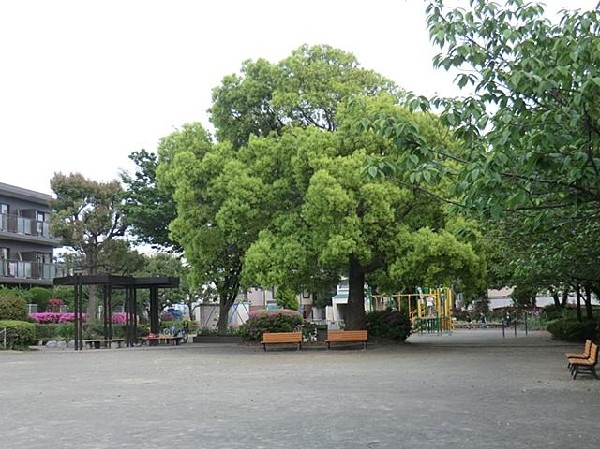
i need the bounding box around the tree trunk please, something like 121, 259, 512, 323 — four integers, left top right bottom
345, 255, 367, 330
217, 294, 235, 332
550, 287, 561, 310
561, 289, 569, 309
576, 284, 582, 321
86, 284, 98, 323
583, 285, 593, 320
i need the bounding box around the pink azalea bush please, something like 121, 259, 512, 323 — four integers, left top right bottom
30, 312, 127, 324
30, 312, 77, 324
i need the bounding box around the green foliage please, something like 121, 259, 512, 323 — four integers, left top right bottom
238, 310, 303, 341
0, 294, 28, 321
366, 309, 412, 342
121, 149, 181, 251
0, 320, 36, 349
57, 324, 75, 340
415, 0, 600, 295
275, 287, 300, 311
35, 324, 61, 340
546, 318, 599, 343
24, 287, 52, 312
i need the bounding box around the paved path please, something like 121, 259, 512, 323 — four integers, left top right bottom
1, 329, 597, 449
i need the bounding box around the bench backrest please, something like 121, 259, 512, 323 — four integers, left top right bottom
582, 339, 593, 357
327, 330, 368, 341
589, 343, 599, 364
262, 332, 302, 343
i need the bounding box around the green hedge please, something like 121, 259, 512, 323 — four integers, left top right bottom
0, 320, 36, 349
0, 295, 28, 321
366, 309, 412, 342
546, 318, 600, 342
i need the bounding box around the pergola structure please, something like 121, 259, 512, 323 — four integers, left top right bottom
53, 274, 179, 350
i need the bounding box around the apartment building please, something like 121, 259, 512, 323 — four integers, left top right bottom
0, 182, 65, 287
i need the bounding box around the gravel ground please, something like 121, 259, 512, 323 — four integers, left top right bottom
0, 329, 597, 449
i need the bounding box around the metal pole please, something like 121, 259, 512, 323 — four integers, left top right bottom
502, 321, 505, 338
525, 311, 528, 336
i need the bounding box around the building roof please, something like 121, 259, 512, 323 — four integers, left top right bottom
0, 182, 52, 204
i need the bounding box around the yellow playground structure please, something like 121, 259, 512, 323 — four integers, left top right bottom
371, 287, 454, 333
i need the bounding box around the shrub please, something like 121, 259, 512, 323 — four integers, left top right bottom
29, 312, 77, 324
546, 317, 599, 342
239, 309, 303, 341
366, 309, 412, 342
26, 287, 53, 312
57, 324, 75, 340
0, 294, 28, 321
35, 323, 61, 340
0, 319, 36, 349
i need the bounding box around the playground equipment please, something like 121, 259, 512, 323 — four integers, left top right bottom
371, 287, 454, 334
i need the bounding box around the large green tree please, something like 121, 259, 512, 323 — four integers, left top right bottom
235, 95, 484, 329
161, 45, 402, 331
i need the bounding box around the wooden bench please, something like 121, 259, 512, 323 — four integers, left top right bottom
83, 339, 126, 349
261, 332, 302, 351
568, 342, 598, 380
139, 335, 185, 346
565, 339, 592, 369
326, 330, 368, 350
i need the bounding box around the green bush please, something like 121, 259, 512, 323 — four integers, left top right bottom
25, 287, 53, 312
35, 324, 61, 340
57, 324, 75, 340
239, 310, 303, 341
0, 294, 28, 321
546, 317, 599, 342
366, 309, 412, 342
0, 320, 36, 349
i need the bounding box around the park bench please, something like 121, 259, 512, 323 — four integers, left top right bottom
83, 338, 126, 349
139, 335, 185, 346
568, 342, 599, 380
565, 339, 592, 369
261, 332, 302, 351
326, 330, 368, 350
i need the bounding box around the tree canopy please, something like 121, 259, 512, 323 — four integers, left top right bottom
362, 0, 600, 311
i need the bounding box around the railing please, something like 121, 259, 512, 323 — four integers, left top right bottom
0, 259, 67, 281
0, 213, 53, 239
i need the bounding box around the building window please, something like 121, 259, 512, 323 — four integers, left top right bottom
0, 203, 7, 232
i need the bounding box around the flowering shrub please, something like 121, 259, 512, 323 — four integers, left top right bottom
112, 312, 127, 324
29, 312, 126, 324
30, 312, 76, 324
239, 309, 303, 341
366, 309, 412, 342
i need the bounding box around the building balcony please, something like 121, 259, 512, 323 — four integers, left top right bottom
0, 213, 60, 246
0, 259, 68, 286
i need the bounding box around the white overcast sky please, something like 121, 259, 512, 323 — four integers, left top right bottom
0, 0, 596, 194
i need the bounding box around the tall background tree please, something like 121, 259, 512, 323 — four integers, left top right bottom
50, 173, 129, 320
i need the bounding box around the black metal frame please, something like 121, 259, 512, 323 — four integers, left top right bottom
53, 274, 179, 350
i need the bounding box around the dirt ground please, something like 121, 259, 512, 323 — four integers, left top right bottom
0, 329, 597, 449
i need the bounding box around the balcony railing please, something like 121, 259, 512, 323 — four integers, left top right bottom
0, 259, 68, 281
0, 213, 53, 239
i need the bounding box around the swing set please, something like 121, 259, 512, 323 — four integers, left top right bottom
371, 287, 454, 334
